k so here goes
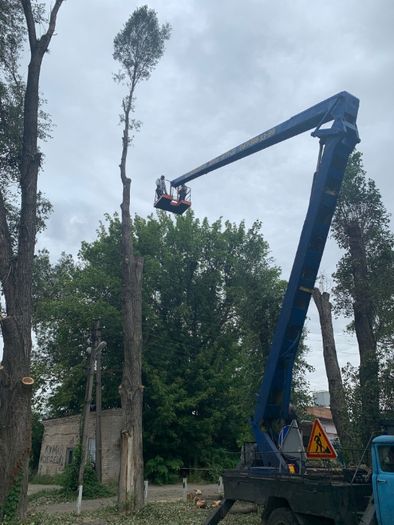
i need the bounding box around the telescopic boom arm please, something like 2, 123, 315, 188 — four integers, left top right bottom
166, 91, 360, 470
170, 91, 358, 189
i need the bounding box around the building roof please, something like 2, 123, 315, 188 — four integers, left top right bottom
306, 406, 333, 421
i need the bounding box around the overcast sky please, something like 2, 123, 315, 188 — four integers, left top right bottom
21, 0, 394, 392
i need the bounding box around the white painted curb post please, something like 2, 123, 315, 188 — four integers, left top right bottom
183, 477, 188, 501
76, 484, 83, 514
218, 476, 224, 495
144, 480, 149, 502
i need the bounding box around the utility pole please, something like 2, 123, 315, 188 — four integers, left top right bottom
94, 321, 103, 483
76, 334, 106, 514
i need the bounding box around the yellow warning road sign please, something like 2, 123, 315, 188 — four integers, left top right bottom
306, 419, 337, 459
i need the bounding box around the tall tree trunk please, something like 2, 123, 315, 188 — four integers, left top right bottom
95, 322, 103, 483
346, 221, 380, 447
312, 288, 354, 460
0, 317, 33, 520
118, 256, 144, 511
77, 344, 97, 514
0, 2, 63, 519
117, 95, 144, 512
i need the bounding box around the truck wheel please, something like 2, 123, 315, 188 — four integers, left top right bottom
267, 507, 298, 525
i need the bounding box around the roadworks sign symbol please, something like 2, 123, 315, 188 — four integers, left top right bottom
306, 419, 337, 459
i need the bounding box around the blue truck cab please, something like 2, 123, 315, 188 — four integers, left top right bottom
372, 435, 394, 525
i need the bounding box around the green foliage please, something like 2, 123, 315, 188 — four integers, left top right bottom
289, 343, 314, 420
332, 151, 394, 339
0, 2, 25, 248
1, 468, 23, 522
0, 0, 52, 270
341, 363, 363, 452
332, 151, 394, 422
60, 446, 110, 498
28, 473, 63, 485
0, 1, 25, 79
29, 412, 44, 474
32, 213, 311, 469
113, 5, 171, 85
380, 353, 394, 415
113, 5, 171, 140
27, 488, 67, 505
145, 456, 183, 484
18, 501, 261, 524
195, 448, 239, 482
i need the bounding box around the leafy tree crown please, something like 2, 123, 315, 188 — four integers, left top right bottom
113, 5, 171, 86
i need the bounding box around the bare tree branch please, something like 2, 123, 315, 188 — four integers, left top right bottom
20, 0, 37, 50
39, 0, 64, 51
18, 0, 64, 286
0, 187, 13, 296
21, 0, 64, 54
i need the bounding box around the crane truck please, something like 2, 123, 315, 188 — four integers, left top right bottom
154, 92, 394, 525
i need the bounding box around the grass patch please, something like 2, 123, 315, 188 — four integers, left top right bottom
18, 501, 261, 525
28, 474, 62, 485
28, 489, 68, 505
28, 484, 116, 507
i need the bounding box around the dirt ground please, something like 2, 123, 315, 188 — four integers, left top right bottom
28, 483, 221, 514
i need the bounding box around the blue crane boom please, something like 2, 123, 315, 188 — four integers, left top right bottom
169, 91, 358, 188
163, 91, 360, 470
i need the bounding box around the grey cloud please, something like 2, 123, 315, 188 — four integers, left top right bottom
25, 0, 394, 389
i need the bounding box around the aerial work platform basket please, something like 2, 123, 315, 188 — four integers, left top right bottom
154, 181, 191, 215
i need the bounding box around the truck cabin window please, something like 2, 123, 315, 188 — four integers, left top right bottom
378, 446, 394, 472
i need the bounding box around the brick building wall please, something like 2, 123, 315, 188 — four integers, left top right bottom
38, 408, 123, 483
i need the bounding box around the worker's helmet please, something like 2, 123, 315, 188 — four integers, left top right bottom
161, 175, 165, 179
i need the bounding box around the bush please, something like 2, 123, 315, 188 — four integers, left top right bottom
145, 456, 183, 484
1, 468, 23, 522
29, 473, 63, 485
60, 446, 110, 498
198, 448, 239, 482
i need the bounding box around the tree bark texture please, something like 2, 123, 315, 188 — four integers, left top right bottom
312, 288, 354, 460
0, 2, 63, 519
117, 95, 145, 512
95, 340, 103, 483
78, 346, 97, 487
346, 221, 380, 447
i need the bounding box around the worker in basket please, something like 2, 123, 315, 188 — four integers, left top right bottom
178, 184, 187, 201
156, 175, 167, 198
